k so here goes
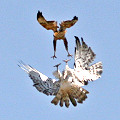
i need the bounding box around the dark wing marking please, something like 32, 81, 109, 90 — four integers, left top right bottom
88, 62, 103, 80
18, 61, 60, 96
74, 36, 96, 69
74, 36, 103, 81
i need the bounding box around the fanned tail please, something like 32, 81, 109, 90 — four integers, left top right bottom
51, 83, 89, 108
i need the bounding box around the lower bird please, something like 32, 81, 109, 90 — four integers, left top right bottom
37, 11, 78, 59
18, 36, 103, 107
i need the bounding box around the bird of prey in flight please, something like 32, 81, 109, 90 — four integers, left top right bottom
18, 36, 103, 107
37, 11, 78, 59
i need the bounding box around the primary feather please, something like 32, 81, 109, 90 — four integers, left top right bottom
19, 36, 103, 107
18, 61, 60, 95
37, 11, 78, 58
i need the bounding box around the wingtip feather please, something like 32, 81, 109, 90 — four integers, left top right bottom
73, 16, 78, 20
37, 10, 43, 20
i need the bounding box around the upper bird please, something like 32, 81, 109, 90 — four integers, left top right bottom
37, 11, 78, 59
18, 36, 103, 108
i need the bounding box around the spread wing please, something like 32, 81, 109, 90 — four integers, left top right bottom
59, 16, 78, 31
18, 36, 103, 108
50, 36, 103, 107
37, 11, 58, 32
74, 36, 96, 69
18, 61, 60, 96
74, 36, 103, 82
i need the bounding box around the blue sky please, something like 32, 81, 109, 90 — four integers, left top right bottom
0, 0, 120, 120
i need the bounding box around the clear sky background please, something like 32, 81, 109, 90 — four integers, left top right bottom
0, 0, 120, 120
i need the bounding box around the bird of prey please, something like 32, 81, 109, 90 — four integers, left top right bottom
37, 11, 78, 59
18, 36, 103, 107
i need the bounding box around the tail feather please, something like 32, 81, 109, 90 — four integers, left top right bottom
51, 91, 70, 107
51, 84, 89, 107
51, 97, 59, 105
59, 99, 64, 107
51, 92, 61, 105
69, 95, 77, 106
64, 99, 70, 108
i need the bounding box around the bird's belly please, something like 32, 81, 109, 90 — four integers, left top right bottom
54, 31, 66, 39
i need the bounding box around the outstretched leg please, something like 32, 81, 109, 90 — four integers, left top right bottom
51, 39, 57, 59
53, 63, 61, 71
53, 63, 62, 79
63, 59, 71, 64
63, 37, 72, 57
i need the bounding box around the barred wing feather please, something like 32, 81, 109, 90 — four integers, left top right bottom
18, 62, 60, 96
74, 36, 103, 82
18, 36, 103, 108
74, 36, 96, 69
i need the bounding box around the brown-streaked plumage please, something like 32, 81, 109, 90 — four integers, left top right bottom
37, 11, 78, 59
18, 36, 103, 108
